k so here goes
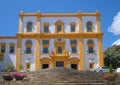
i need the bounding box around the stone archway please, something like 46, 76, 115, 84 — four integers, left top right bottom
69, 58, 80, 70
40, 58, 50, 69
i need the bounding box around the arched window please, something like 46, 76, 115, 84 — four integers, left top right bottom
26, 22, 33, 32
86, 21, 93, 32
25, 40, 32, 54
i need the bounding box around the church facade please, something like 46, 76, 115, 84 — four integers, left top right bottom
0, 11, 104, 71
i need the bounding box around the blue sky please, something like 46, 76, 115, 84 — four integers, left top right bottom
0, 0, 120, 50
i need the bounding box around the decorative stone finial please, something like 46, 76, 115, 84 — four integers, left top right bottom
96, 10, 99, 13
20, 10, 24, 13
78, 10, 81, 13
38, 10, 41, 13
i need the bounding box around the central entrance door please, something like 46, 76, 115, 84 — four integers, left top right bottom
56, 61, 64, 67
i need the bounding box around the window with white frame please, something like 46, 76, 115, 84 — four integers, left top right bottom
26, 22, 33, 32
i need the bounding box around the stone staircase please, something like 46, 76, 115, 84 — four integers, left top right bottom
0, 68, 120, 85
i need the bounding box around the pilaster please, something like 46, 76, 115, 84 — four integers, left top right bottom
37, 15, 41, 33
78, 11, 82, 33
35, 37, 40, 70
79, 37, 85, 71
16, 36, 22, 71
96, 11, 101, 33
98, 36, 104, 66
18, 16, 23, 33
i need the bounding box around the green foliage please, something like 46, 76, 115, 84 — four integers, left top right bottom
109, 64, 113, 75
19, 64, 24, 70
5, 62, 14, 72
104, 45, 120, 69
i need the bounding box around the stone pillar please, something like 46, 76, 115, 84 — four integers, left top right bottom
79, 38, 85, 71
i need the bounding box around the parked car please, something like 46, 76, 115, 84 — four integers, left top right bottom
94, 66, 115, 72
116, 68, 120, 73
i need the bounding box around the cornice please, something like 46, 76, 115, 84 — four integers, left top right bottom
19, 11, 100, 17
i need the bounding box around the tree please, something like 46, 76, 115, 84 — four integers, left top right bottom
104, 45, 120, 69
109, 64, 113, 75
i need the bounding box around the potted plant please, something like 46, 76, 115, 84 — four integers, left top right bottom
12, 73, 26, 80
103, 72, 118, 81
19, 64, 25, 72
5, 62, 16, 72
2, 62, 15, 81
103, 64, 119, 84
2, 74, 14, 81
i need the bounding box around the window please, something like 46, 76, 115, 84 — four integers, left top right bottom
55, 20, 64, 33
87, 39, 94, 53
57, 25, 62, 32
43, 47, 48, 54
25, 40, 32, 54
89, 62, 94, 69
43, 40, 49, 44
43, 22, 49, 33
71, 26, 75, 32
44, 26, 49, 33
70, 22, 76, 32
1, 45, 5, 53
26, 62, 30, 70
88, 47, 94, 53
87, 21, 93, 32
87, 40, 94, 44
10, 46, 14, 53
26, 47, 32, 54
58, 46, 62, 54
27, 22, 33, 32
71, 47, 77, 53
71, 40, 77, 44
26, 40, 32, 44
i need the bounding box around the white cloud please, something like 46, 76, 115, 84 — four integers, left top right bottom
112, 39, 120, 46
108, 12, 120, 35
